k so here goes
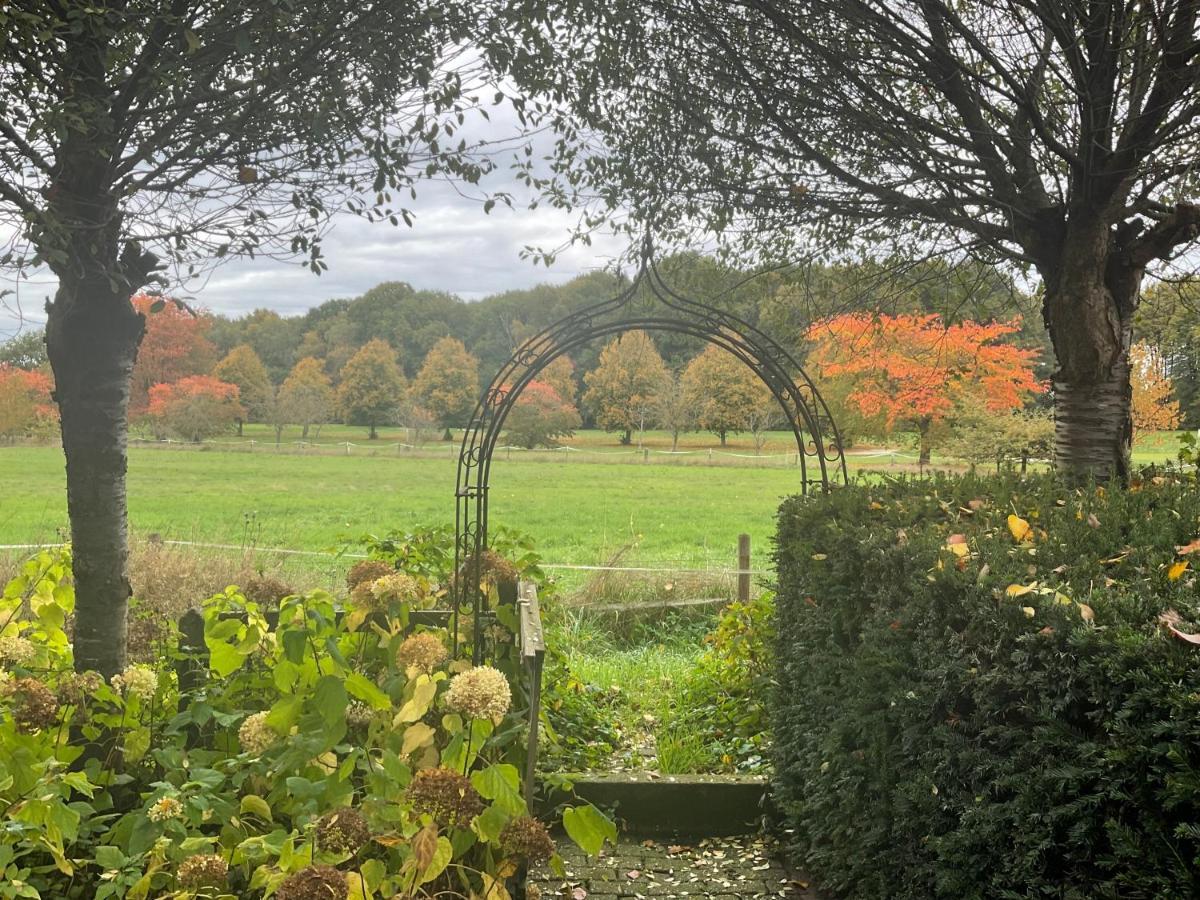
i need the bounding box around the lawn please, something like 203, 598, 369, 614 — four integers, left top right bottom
0, 444, 804, 576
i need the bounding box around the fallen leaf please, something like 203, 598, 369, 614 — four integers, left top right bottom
1078, 603, 1095, 623
1169, 561, 1190, 581
1177, 538, 1200, 555
570, 888, 588, 900
1008, 514, 1033, 542
1087, 513, 1101, 529
1022, 606, 1036, 618
1006, 583, 1037, 597
625, 870, 640, 880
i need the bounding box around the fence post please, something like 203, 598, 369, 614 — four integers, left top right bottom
737, 533, 751, 602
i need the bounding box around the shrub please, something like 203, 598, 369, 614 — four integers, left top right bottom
773, 473, 1200, 899
0, 540, 615, 899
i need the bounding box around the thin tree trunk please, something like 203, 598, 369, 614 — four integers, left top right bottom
369, 423, 378, 440
917, 418, 932, 466
719, 430, 727, 446
237, 419, 244, 437
47, 286, 144, 679
671, 430, 679, 452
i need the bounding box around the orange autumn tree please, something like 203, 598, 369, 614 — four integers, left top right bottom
147, 376, 244, 443
129, 294, 217, 417
806, 314, 1044, 464
1129, 342, 1181, 432
0, 365, 56, 440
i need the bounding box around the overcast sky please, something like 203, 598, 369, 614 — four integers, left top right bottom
0, 185, 630, 341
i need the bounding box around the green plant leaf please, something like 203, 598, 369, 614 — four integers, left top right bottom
345, 672, 390, 710
562, 804, 616, 856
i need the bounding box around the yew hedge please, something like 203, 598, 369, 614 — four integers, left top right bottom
773, 473, 1200, 899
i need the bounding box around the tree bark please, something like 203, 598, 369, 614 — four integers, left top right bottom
1042, 224, 1140, 482
369, 423, 378, 440
917, 418, 932, 467
47, 285, 144, 679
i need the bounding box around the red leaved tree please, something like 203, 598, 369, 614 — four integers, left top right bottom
504, 380, 582, 448
0, 365, 57, 440
129, 295, 217, 418
806, 314, 1044, 464
146, 376, 244, 444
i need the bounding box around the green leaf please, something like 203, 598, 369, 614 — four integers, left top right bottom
345, 672, 390, 710
313, 675, 348, 730
472, 804, 509, 843
562, 804, 616, 857
240, 794, 273, 822
265, 694, 303, 735
207, 640, 245, 678
471, 763, 524, 816
417, 836, 453, 885
93, 845, 126, 870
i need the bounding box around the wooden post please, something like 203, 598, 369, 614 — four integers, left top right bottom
737, 533, 751, 602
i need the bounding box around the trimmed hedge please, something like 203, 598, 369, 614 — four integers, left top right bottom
773, 473, 1200, 899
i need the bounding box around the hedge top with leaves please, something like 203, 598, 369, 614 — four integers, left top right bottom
772, 473, 1200, 899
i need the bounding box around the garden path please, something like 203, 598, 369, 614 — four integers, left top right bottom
531, 834, 824, 899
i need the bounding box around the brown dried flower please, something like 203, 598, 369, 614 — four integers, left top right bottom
243, 575, 295, 606
501, 816, 556, 864
177, 853, 229, 890
445, 665, 511, 721
405, 767, 485, 826
275, 864, 348, 900
316, 807, 371, 854
396, 632, 448, 673
3, 677, 59, 732
346, 560, 393, 590
57, 671, 104, 708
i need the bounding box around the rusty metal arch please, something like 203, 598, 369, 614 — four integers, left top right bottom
453, 254, 847, 660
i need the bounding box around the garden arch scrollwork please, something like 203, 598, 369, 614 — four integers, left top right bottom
453, 251, 847, 660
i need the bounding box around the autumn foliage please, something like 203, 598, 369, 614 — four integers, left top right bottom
146, 376, 244, 442
806, 314, 1044, 461
0, 365, 56, 439
1130, 342, 1181, 432
129, 294, 217, 416
504, 379, 581, 448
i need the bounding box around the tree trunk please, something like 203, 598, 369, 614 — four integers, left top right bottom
47, 286, 144, 679
369, 423, 378, 440
671, 430, 679, 452
620, 428, 631, 445
237, 419, 244, 437
719, 430, 727, 446
1042, 224, 1140, 482
917, 418, 932, 466
1053, 359, 1133, 483
302, 422, 310, 440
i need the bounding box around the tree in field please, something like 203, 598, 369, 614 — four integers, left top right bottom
213, 345, 273, 435
651, 372, 695, 452
530, 0, 1200, 481
538, 355, 578, 408
583, 331, 670, 444
504, 380, 582, 448
0, 331, 48, 370
278, 357, 334, 441
146, 376, 244, 443
128, 294, 216, 417
0, 3, 543, 674
946, 409, 1056, 473
338, 339, 406, 440
411, 336, 480, 431
0, 365, 56, 440
680, 345, 765, 446
1130, 342, 1182, 433
806, 315, 1044, 465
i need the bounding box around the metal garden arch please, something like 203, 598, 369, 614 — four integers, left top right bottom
453, 251, 848, 660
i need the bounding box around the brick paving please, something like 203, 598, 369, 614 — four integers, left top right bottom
531, 834, 824, 900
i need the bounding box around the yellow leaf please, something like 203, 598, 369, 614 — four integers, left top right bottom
344, 872, 372, 899
1005, 583, 1037, 597
401, 722, 436, 758
1007, 514, 1033, 542
1022, 607, 1036, 618
1169, 561, 1190, 581
394, 676, 438, 725
1078, 603, 1095, 623
811, 553, 827, 561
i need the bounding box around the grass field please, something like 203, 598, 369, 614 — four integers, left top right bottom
2, 428, 1184, 580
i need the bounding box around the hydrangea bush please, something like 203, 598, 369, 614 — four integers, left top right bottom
0, 543, 615, 899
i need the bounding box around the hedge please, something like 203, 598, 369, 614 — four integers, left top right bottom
773, 473, 1200, 899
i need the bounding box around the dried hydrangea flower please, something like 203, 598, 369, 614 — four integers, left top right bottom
0, 634, 37, 667
238, 711, 278, 755
111, 664, 158, 702
148, 795, 184, 822
346, 560, 393, 590
316, 807, 371, 854
445, 665, 511, 721
275, 864, 349, 900
345, 701, 375, 728
57, 671, 104, 708
405, 767, 485, 826
3, 677, 59, 732
370, 572, 421, 605
501, 816, 556, 864
395, 632, 448, 673
177, 853, 229, 890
